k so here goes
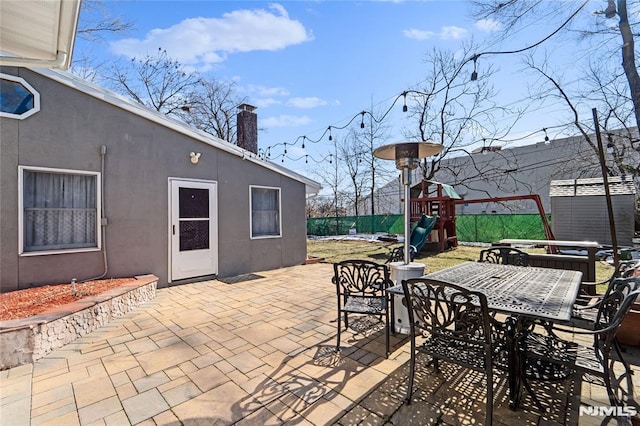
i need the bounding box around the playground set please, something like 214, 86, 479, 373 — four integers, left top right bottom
407, 180, 555, 253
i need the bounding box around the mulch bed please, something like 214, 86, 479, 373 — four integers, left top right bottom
0, 278, 134, 321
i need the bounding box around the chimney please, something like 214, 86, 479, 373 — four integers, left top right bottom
237, 104, 258, 154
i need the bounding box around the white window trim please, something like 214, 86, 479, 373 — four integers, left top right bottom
18, 165, 101, 256
249, 185, 282, 239
1, 73, 40, 119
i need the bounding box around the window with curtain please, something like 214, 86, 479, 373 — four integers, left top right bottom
21, 167, 99, 253
250, 186, 281, 238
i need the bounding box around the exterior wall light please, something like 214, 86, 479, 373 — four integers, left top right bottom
190, 152, 201, 164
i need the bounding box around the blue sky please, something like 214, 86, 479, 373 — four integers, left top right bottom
73, 0, 605, 177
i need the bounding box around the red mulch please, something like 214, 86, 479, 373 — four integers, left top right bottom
0, 278, 134, 321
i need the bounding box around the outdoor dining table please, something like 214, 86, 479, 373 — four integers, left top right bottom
387, 261, 583, 410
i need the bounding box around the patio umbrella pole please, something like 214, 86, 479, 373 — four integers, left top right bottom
592, 108, 620, 267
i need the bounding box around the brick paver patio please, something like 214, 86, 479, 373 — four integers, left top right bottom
1, 263, 638, 425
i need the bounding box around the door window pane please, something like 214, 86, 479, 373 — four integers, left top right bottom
179, 188, 209, 218
179, 220, 210, 251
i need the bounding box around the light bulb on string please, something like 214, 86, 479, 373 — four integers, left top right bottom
543, 128, 549, 143
302, 136, 305, 149
471, 55, 478, 81
329, 154, 333, 164
360, 112, 365, 129
284, 143, 287, 154
328, 126, 333, 141
305, 155, 308, 164
402, 92, 408, 112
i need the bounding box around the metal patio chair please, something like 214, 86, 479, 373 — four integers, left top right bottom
401, 278, 496, 425
478, 247, 530, 266
520, 278, 640, 422
569, 261, 640, 330
333, 260, 393, 358
385, 245, 417, 264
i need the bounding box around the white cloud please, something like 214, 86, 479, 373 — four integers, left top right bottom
254, 98, 281, 108
403, 26, 468, 41
440, 26, 468, 40
246, 84, 290, 97
287, 97, 328, 109
110, 3, 313, 68
403, 29, 435, 40
261, 115, 313, 127
475, 19, 502, 32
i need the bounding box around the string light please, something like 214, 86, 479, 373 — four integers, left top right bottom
471, 55, 478, 81
256, 1, 591, 166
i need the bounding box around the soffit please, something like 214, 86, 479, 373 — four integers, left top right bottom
0, 0, 81, 69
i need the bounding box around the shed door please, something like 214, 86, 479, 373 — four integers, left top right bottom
170, 180, 218, 281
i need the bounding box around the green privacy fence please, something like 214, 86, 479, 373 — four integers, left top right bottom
307, 214, 405, 236
455, 214, 551, 243
307, 214, 551, 243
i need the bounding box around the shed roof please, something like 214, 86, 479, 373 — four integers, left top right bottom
549, 176, 636, 197
26, 67, 321, 195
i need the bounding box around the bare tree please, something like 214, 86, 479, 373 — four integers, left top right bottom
355, 104, 394, 215
337, 131, 368, 216
177, 78, 246, 143
471, 0, 640, 131
76, 0, 134, 43
105, 49, 246, 143
70, 0, 135, 81
405, 45, 524, 197
310, 139, 346, 221
107, 48, 201, 116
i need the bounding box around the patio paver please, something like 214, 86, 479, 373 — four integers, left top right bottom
1, 263, 638, 425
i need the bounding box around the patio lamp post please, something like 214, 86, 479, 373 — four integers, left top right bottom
373, 142, 443, 264
373, 142, 443, 334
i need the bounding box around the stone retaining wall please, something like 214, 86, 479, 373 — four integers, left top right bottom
0, 275, 158, 370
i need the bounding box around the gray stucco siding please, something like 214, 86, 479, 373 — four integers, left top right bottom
1, 68, 309, 292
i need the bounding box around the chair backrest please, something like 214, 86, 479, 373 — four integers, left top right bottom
386, 245, 417, 264
478, 247, 530, 266
619, 259, 640, 278
595, 277, 640, 329
333, 260, 391, 298
401, 278, 493, 346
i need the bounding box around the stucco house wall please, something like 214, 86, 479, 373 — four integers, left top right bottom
0, 67, 319, 292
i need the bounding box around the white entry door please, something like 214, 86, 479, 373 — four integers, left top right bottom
170, 179, 218, 281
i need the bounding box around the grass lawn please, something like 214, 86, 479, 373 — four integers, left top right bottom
307, 238, 615, 292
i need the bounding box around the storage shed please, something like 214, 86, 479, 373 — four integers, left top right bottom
550, 177, 636, 246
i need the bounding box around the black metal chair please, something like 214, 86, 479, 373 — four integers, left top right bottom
478, 247, 530, 266
401, 278, 495, 425
568, 261, 640, 330
333, 260, 393, 358
520, 278, 640, 420
385, 245, 417, 264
